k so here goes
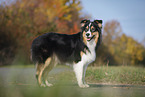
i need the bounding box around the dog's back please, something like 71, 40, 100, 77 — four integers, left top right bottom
31, 32, 88, 64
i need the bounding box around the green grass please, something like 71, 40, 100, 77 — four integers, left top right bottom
44, 65, 145, 85
50, 66, 145, 85
1, 65, 145, 85
86, 66, 145, 85
0, 65, 145, 97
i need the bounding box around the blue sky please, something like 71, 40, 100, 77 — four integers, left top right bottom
81, 0, 145, 42
0, 0, 145, 42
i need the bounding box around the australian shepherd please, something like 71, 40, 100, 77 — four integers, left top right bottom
31, 19, 103, 88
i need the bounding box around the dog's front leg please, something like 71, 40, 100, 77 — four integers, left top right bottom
73, 62, 88, 88
82, 64, 89, 87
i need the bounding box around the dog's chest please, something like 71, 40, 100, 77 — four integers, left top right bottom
82, 41, 96, 64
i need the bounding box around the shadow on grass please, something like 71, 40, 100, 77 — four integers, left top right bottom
89, 84, 145, 88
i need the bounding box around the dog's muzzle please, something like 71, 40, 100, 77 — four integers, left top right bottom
86, 35, 95, 41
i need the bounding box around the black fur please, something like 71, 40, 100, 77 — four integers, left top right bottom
31, 32, 88, 64
31, 19, 102, 65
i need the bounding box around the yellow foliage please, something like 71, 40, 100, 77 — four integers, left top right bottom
103, 20, 145, 65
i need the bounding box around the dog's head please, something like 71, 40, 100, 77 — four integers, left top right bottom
81, 19, 102, 44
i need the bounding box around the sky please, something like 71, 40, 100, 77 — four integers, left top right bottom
81, 0, 145, 42
0, 0, 145, 43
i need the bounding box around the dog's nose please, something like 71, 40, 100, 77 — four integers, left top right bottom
86, 33, 90, 37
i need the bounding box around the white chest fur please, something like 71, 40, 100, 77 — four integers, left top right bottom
82, 40, 96, 65
73, 39, 97, 88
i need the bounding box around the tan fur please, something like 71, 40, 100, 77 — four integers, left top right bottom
36, 63, 43, 76
80, 51, 84, 58
93, 31, 99, 43
83, 31, 87, 45
91, 26, 94, 29
86, 26, 89, 29
98, 23, 102, 28
36, 55, 60, 86
42, 58, 53, 81
81, 23, 85, 27
37, 57, 52, 85
94, 21, 102, 28
43, 56, 57, 80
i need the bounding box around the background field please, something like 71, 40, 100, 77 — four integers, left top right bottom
0, 65, 145, 97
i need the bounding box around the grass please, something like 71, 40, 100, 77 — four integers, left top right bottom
50, 66, 145, 85
0, 65, 145, 85
0, 65, 145, 97
86, 66, 145, 85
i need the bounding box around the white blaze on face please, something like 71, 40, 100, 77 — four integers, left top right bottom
86, 23, 92, 38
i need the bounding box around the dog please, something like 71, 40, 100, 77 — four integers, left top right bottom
31, 19, 103, 88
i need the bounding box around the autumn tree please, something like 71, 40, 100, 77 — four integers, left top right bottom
1, 1, 145, 66
102, 20, 122, 65
102, 20, 145, 65
103, 20, 122, 45
0, 0, 83, 65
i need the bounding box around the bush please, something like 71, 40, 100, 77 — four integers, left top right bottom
0, 32, 17, 65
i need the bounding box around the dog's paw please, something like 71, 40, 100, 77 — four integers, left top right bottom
40, 83, 46, 87
79, 84, 89, 88
40, 83, 53, 87
46, 82, 53, 87
45, 80, 53, 87
84, 84, 89, 87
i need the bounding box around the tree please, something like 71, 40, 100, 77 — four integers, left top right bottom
0, 0, 84, 65
103, 20, 122, 45
115, 34, 144, 65
102, 20, 145, 65
102, 20, 122, 65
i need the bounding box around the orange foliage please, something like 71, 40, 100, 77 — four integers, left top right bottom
0, 0, 84, 65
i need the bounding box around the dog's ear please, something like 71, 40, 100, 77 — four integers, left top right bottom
94, 20, 103, 28
80, 19, 90, 28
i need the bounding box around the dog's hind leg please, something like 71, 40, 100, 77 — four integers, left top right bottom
36, 63, 45, 86
42, 57, 55, 87
36, 57, 52, 87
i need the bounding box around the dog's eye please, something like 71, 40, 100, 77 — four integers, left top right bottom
85, 28, 88, 32
91, 28, 95, 32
